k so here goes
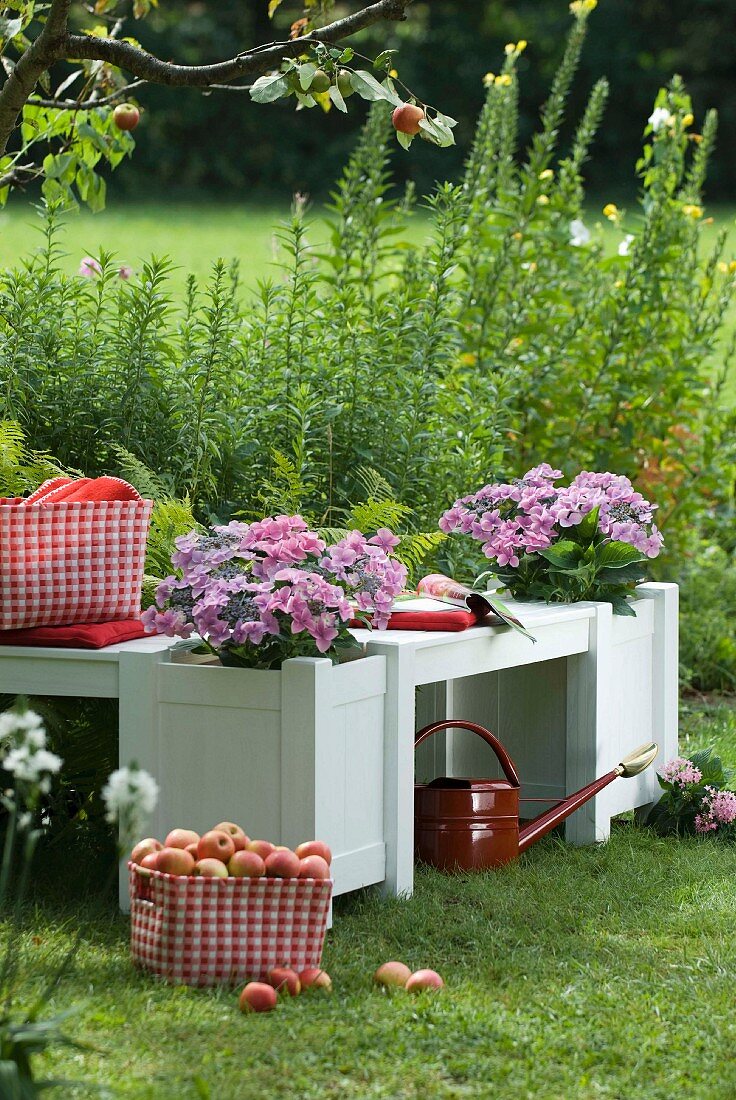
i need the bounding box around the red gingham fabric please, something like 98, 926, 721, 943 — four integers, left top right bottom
129, 864, 332, 987
0, 497, 153, 630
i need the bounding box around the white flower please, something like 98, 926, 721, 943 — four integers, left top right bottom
0, 709, 45, 743
102, 766, 159, 841
618, 234, 634, 257
3, 745, 61, 784
569, 218, 591, 247
648, 107, 675, 133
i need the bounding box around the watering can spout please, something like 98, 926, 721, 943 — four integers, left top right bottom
517, 742, 658, 853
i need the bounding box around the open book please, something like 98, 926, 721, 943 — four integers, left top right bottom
391, 574, 535, 642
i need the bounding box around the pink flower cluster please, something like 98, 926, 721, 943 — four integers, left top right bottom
142, 515, 406, 657
660, 757, 703, 787
695, 788, 736, 834
439, 465, 663, 569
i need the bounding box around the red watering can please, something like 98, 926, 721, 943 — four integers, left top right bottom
414, 720, 658, 871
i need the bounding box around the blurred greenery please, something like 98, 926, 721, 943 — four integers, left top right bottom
92, 0, 736, 202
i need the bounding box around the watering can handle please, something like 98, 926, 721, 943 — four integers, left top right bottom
414, 720, 521, 788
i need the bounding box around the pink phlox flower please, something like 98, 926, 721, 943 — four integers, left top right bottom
660, 757, 703, 787
118, 265, 133, 280
695, 812, 718, 834
707, 788, 736, 826
79, 256, 102, 278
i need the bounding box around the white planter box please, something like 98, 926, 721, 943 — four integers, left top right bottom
119, 653, 388, 908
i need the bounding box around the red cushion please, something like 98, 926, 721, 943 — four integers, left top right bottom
351, 609, 481, 632
0, 619, 148, 648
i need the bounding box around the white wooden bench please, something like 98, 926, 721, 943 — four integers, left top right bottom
0, 582, 677, 908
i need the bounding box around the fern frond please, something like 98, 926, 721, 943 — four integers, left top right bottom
353, 465, 394, 503
348, 497, 412, 533
145, 497, 201, 578
0, 419, 73, 496
110, 445, 173, 500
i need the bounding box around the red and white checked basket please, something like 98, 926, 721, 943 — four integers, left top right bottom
129, 864, 332, 987
0, 497, 153, 630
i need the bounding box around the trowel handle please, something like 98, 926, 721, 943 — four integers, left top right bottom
414, 720, 521, 789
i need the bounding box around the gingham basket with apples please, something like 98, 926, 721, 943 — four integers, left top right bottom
128, 827, 333, 987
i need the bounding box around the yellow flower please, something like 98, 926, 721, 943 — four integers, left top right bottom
508, 337, 525, 350
389, 68, 398, 78
603, 202, 619, 221
512, 231, 523, 240
689, 133, 703, 144
570, 0, 596, 13
682, 112, 694, 127
505, 43, 516, 54
614, 279, 624, 289
483, 72, 495, 87
718, 262, 729, 275
517, 40, 528, 52
730, 260, 736, 274
459, 352, 477, 367
536, 194, 550, 206
682, 203, 703, 219
495, 73, 513, 87
525, 261, 538, 273
538, 168, 554, 180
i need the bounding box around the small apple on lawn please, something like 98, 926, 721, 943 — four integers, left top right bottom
113, 103, 140, 131
374, 961, 411, 989
406, 968, 444, 993
239, 982, 277, 1013
300, 968, 332, 992
267, 967, 301, 997
392, 102, 425, 136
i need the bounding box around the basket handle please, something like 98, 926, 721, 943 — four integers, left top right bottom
414, 719, 521, 788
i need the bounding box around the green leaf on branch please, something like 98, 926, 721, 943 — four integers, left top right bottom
328, 84, 348, 113
298, 63, 316, 92
350, 70, 402, 107
418, 116, 455, 148
0, 16, 23, 43
250, 72, 291, 104
396, 130, 413, 150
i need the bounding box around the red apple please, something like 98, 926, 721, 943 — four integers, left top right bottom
113, 103, 140, 131
247, 839, 276, 860
374, 961, 411, 988
197, 830, 235, 863
165, 828, 200, 850
298, 855, 330, 880
213, 822, 249, 851
391, 103, 425, 136
239, 982, 277, 1013
192, 858, 229, 878
130, 837, 162, 865
185, 842, 199, 859
295, 840, 332, 865
405, 968, 444, 993
156, 847, 196, 876
267, 967, 301, 997
264, 849, 301, 878
138, 851, 160, 875
299, 968, 332, 992
228, 850, 266, 878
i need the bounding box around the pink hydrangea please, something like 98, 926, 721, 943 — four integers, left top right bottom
143, 515, 407, 661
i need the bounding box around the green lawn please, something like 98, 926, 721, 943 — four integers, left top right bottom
5, 699, 735, 1100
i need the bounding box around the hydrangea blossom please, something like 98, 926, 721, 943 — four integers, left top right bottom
143, 515, 407, 663
439, 466, 663, 569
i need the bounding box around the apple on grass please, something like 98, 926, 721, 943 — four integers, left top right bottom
165, 828, 200, 850
264, 850, 301, 879
156, 847, 196, 876
374, 961, 411, 988
192, 858, 229, 878
298, 855, 330, 880
213, 822, 249, 851
228, 850, 266, 878
391, 103, 425, 136
299, 968, 332, 992
239, 982, 277, 1013
294, 840, 332, 866
130, 838, 162, 865
406, 969, 444, 993
267, 968, 301, 997
197, 830, 236, 863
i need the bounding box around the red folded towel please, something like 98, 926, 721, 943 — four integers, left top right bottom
0, 619, 148, 648
21, 476, 142, 505
351, 608, 483, 632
